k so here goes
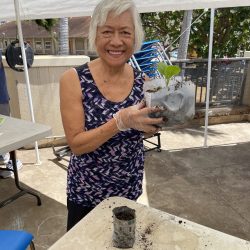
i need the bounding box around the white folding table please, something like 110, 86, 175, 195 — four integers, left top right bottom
49, 196, 250, 250
0, 115, 51, 208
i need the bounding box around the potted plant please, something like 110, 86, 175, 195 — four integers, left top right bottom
143, 62, 195, 127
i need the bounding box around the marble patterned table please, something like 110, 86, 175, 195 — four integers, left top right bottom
49, 196, 250, 250
0, 115, 51, 207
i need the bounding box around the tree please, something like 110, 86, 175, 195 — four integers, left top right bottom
35, 18, 70, 55
141, 11, 183, 55
141, 7, 250, 58
191, 8, 250, 57
34, 19, 57, 32
178, 10, 193, 76
58, 18, 69, 55
35, 18, 58, 54
177, 10, 193, 60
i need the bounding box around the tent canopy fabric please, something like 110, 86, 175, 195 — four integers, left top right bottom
1, 0, 250, 21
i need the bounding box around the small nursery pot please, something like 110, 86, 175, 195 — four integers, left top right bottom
112, 206, 136, 248
143, 77, 195, 128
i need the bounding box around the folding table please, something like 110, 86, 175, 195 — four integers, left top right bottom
0, 115, 51, 208
49, 196, 250, 250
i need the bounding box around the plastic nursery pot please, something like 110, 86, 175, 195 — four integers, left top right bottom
143, 77, 195, 128
112, 206, 136, 249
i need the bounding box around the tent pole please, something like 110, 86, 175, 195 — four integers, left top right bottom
14, 0, 41, 165
204, 8, 215, 148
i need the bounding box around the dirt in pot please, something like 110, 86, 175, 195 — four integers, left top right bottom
115, 211, 135, 221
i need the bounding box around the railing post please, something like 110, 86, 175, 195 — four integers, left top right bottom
242, 61, 250, 106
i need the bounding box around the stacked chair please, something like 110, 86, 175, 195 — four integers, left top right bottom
130, 39, 171, 78
130, 40, 172, 152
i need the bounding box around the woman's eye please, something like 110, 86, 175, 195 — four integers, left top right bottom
102, 30, 111, 34
101, 30, 113, 38
121, 31, 131, 36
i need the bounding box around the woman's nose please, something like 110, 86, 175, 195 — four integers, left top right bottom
110, 32, 123, 46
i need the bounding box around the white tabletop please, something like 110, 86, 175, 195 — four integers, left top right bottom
0, 115, 51, 154
49, 196, 250, 250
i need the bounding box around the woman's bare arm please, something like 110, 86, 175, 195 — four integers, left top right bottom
60, 68, 119, 155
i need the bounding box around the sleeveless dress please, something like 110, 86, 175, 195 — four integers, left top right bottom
67, 63, 145, 207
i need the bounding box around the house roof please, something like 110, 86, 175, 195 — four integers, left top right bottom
0, 17, 91, 39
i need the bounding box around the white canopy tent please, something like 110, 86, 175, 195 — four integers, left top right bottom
1, 0, 250, 21
0, 0, 250, 162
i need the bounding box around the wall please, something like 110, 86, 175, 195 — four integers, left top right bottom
2, 55, 89, 142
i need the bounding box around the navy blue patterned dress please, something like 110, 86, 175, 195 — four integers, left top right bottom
67, 63, 145, 207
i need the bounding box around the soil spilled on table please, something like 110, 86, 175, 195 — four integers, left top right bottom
137, 223, 156, 250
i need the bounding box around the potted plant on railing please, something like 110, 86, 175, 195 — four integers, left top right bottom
143, 62, 195, 128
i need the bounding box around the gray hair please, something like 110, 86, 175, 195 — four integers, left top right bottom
88, 0, 144, 53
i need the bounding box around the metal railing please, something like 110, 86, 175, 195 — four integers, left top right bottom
171, 57, 249, 107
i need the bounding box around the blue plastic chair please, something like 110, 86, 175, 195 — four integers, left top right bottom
130, 39, 172, 78
0, 230, 35, 250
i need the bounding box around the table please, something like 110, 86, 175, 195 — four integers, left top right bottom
0, 115, 51, 208
49, 196, 250, 250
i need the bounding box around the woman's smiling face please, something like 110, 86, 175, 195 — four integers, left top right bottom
95, 10, 135, 68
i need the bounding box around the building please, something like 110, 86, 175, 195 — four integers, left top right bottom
0, 17, 93, 56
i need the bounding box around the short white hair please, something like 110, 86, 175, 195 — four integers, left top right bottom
88, 0, 144, 53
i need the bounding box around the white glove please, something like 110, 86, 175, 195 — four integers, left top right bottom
113, 101, 163, 133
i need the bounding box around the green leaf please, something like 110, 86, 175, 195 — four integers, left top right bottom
157, 63, 181, 85
164, 65, 181, 81
164, 65, 181, 83
157, 62, 167, 77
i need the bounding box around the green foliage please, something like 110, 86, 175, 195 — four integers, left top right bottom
141, 11, 183, 53
157, 62, 181, 85
141, 7, 250, 58
34, 19, 57, 32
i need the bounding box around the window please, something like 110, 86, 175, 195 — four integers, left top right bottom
35, 41, 42, 50
75, 38, 84, 50
45, 41, 52, 50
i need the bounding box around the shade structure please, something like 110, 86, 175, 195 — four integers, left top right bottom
0, 0, 250, 21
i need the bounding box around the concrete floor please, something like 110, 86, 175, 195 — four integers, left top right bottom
0, 122, 250, 249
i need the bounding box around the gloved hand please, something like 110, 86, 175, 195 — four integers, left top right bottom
113, 101, 163, 133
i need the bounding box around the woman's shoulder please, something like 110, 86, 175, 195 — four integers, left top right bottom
60, 67, 79, 87
61, 67, 77, 79
75, 62, 89, 75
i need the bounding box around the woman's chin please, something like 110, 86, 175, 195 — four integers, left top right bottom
105, 58, 128, 67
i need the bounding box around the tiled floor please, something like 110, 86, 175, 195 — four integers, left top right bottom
0, 122, 250, 249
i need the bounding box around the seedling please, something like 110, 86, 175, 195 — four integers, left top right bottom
157, 62, 181, 86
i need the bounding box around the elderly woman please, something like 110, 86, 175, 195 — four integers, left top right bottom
60, 0, 163, 230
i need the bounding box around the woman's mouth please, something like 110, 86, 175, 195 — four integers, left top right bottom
108, 50, 124, 56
